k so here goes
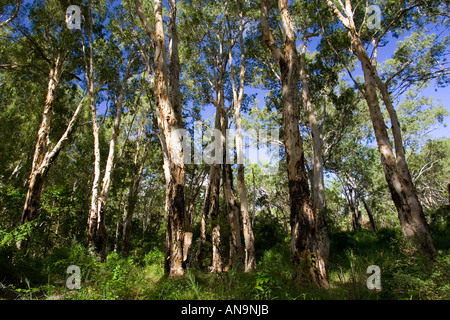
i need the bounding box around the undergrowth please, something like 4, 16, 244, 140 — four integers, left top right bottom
1, 228, 449, 300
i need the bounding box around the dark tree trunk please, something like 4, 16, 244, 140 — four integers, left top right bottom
261, 0, 329, 289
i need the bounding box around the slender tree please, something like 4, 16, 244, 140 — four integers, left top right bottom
227, 3, 256, 272
325, 0, 437, 256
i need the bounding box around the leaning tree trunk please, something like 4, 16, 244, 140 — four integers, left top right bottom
360, 196, 377, 231
260, 0, 329, 289
326, 0, 436, 258
22, 53, 64, 224
22, 54, 86, 242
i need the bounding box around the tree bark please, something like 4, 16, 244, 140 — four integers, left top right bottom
22, 53, 64, 224
361, 195, 377, 231
22, 85, 86, 227
299, 39, 330, 264
94, 58, 133, 260
85, 0, 101, 255
260, 0, 329, 289
135, 0, 188, 276
222, 121, 244, 271
197, 160, 222, 272
228, 11, 256, 272
122, 120, 149, 256
326, 0, 436, 257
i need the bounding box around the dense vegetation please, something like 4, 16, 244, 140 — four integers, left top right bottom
0, 0, 449, 300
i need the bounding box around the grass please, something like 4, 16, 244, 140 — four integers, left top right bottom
1, 228, 450, 300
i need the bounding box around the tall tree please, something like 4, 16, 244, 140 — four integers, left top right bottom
17, 1, 86, 229
227, 2, 256, 272
134, 0, 188, 276
325, 0, 440, 257
180, 0, 245, 272
260, 0, 329, 288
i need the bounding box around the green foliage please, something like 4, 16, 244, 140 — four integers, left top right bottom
252, 211, 287, 260
0, 0, 449, 302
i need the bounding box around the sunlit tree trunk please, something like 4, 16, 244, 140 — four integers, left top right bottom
135, 0, 187, 276
85, 0, 101, 255
22, 53, 64, 224
326, 0, 436, 257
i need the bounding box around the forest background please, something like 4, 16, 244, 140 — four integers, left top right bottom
0, 0, 449, 300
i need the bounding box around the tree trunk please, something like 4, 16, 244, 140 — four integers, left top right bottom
20, 91, 86, 251
348, 188, 361, 231
95, 58, 133, 260
122, 125, 148, 256
135, 0, 187, 276
223, 161, 244, 271
228, 12, 256, 272
355, 36, 435, 256
209, 101, 225, 273
361, 196, 377, 231
209, 162, 222, 273
260, 0, 329, 289
299, 39, 330, 264
196, 169, 211, 270
221, 105, 244, 271
85, 1, 101, 254
22, 53, 64, 224
326, 0, 436, 258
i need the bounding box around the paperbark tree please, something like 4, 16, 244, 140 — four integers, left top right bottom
326, 0, 436, 257
227, 8, 256, 272
260, 0, 329, 288
134, 0, 188, 276
222, 110, 244, 271
182, 0, 246, 272
22, 54, 86, 225
85, 0, 102, 255
299, 35, 330, 265
94, 57, 134, 260
122, 119, 149, 256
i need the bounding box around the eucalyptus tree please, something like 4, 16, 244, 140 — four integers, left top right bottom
324, 0, 450, 257
80, 0, 140, 259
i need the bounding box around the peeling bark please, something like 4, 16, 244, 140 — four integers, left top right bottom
135, 0, 188, 276
261, 0, 329, 289
326, 0, 436, 257
228, 11, 256, 272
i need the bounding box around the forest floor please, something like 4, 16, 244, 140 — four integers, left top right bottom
1, 227, 450, 300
